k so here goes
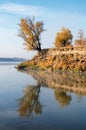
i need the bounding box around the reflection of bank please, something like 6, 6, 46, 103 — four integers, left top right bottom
18, 69, 86, 117
18, 85, 42, 117
22, 69, 86, 95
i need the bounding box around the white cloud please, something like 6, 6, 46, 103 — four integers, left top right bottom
0, 3, 43, 16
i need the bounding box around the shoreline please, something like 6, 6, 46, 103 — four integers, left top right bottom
17, 47, 86, 72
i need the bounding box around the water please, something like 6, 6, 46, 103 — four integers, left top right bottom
0, 62, 86, 130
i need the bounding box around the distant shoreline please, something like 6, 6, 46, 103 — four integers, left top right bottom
0, 57, 26, 62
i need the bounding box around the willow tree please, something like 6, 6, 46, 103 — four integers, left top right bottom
18, 17, 44, 52
74, 29, 86, 46
54, 27, 73, 47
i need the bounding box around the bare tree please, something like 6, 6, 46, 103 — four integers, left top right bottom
75, 29, 86, 46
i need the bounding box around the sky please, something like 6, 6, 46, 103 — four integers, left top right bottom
0, 0, 86, 58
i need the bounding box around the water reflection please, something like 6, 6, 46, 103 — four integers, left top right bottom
20, 69, 86, 95
54, 89, 71, 108
18, 69, 86, 116
18, 84, 42, 117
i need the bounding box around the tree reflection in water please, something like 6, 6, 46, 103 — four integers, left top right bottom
54, 89, 71, 108
18, 84, 42, 117
18, 69, 86, 117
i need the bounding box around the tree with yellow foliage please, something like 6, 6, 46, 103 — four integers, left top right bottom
74, 29, 86, 46
54, 27, 73, 47
18, 17, 44, 52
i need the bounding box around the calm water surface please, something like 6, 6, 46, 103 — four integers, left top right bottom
0, 62, 86, 130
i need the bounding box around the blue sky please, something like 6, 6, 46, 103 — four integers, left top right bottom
0, 0, 86, 58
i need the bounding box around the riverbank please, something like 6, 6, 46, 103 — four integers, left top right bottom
17, 47, 86, 72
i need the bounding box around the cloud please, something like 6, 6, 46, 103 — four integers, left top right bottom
0, 3, 43, 16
